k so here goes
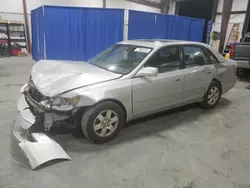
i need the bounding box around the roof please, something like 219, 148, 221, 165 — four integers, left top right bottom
119, 39, 207, 49
119, 39, 226, 63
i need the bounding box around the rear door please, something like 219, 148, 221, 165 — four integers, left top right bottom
181, 45, 215, 101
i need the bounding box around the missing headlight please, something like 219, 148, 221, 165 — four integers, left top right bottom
39, 96, 79, 112
51, 97, 69, 107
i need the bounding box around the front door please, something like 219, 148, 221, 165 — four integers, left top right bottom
132, 46, 184, 116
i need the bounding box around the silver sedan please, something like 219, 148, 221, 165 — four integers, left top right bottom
16, 39, 237, 145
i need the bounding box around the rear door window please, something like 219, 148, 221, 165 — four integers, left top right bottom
183, 46, 210, 68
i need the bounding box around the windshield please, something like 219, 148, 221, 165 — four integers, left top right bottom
89, 44, 152, 74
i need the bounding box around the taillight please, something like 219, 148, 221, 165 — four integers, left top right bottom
230, 45, 235, 57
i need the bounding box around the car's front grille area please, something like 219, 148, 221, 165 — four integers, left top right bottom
28, 82, 44, 102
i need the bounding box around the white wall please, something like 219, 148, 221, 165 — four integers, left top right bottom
0, 0, 161, 45
0, 0, 160, 29
26, 0, 103, 13
0, 0, 160, 16
106, 0, 160, 12
213, 0, 248, 43
217, 0, 248, 12
0, 0, 103, 14
0, 0, 23, 13
168, 0, 176, 15
214, 14, 246, 42
0, 0, 104, 25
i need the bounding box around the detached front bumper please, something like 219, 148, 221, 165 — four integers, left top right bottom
14, 94, 71, 170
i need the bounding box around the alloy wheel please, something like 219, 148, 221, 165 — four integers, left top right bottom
207, 86, 220, 105
93, 110, 119, 137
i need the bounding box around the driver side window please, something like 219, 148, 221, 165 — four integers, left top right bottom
145, 46, 181, 73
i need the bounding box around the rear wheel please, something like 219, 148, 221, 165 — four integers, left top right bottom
200, 81, 221, 109
81, 101, 125, 144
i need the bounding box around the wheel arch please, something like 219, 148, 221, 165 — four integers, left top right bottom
212, 78, 222, 93
204, 78, 222, 97
95, 99, 127, 123
74, 98, 128, 130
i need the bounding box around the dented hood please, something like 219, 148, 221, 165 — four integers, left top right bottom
31, 60, 121, 97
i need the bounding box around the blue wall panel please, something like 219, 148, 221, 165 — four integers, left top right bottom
128, 11, 156, 39
154, 14, 169, 39
31, 7, 204, 62
189, 19, 205, 42
31, 6, 124, 61
173, 16, 192, 40
31, 10, 37, 61
128, 10, 204, 42
31, 7, 45, 61
44, 6, 124, 61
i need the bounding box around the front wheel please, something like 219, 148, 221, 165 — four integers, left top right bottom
200, 81, 221, 109
81, 101, 125, 144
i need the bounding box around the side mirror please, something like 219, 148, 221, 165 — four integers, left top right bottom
135, 67, 158, 77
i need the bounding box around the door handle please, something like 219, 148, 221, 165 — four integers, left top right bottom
175, 78, 181, 82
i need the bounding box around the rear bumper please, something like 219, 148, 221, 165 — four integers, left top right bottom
14, 94, 71, 170
235, 60, 250, 69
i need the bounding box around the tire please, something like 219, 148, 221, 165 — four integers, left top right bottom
81, 101, 125, 144
200, 81, 222, 109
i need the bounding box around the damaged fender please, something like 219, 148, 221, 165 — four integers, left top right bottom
14, 94, 71, 170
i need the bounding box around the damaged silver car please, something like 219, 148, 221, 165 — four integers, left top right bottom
14, 40, 237, 168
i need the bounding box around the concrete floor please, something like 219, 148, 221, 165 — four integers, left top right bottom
1, 57, 250, 188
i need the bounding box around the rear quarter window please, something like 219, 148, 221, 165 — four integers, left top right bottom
207, 46, 226, 63
206, 49, 220, 64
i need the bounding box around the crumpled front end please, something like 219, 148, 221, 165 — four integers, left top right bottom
14, 85, 71, 170
24, 81, 78, 131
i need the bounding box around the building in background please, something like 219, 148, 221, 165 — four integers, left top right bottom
1, 0, 250, 53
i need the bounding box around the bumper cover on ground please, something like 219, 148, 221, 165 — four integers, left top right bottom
14, 95, 71, 170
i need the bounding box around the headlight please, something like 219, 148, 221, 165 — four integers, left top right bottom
51, 96, 79, 107
51, 97, 69, 106
40, 96, 79, 111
